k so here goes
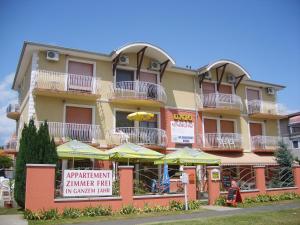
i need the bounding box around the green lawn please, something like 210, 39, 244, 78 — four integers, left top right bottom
0, 207, 23, 215
151, 208, 300, 225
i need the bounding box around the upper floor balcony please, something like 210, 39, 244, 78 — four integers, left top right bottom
109, 81, 167, 107
34, 70, 101, 100
247, 100, 285, 119
198, 93, 243, 115
289, 115, 300, 137
110, 127, 167, 148
37, 121, 101, 144
6, 103, 20, 120
251, 135, 291, 153
199, 133, 243, 152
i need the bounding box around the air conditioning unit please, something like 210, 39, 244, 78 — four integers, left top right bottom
46, 51, 59, 61
266, 87, 275, 95
150, 60, 161, 71
119, 55, 129, 65
227, 74, 236, 84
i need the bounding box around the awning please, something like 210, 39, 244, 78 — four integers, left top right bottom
211, 153, 277, 166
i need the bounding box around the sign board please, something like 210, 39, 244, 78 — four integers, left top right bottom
211, 168, 221, 181
63, 170, 112, 197
171, 121, 194, 143
226, 187, 242, 207
222, 172, 232, 190
180, 173, 189, 184
173, 114, 193, 121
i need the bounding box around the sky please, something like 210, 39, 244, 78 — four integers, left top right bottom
0, 0, 299, 145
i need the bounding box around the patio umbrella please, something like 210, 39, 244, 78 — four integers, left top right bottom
106, 143, 164, 162
127, 112, 154, 121
57, 140, 109, 160
154, 147, 221, 165
162, 163, 170, 193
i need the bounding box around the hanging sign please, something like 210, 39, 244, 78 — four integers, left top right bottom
211, 168, 221, 181
171, 121, 194, 143
63, 170, 112, 197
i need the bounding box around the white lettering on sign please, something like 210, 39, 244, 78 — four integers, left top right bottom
63, 170, 112, 197
171, 121, 195, 144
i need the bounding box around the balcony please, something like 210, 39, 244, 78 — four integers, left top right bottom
37, 121, 101, 144
34, 70, 101, 100
199, 133, 243, 152
109, 81, 167, 107
251, 136, 291, 153
6, 103, 20, 120
110, 127, 167, 148
247, 100, 285, 119
198, 93, 243, 115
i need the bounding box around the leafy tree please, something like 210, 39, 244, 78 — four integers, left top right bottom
275, 141, 294, 167
0, 155, 13, 169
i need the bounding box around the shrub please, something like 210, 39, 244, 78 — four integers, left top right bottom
62, 208, 82, 218
82, 206, 112, 217
215, 196, 226, 206
188, 200, 202, 210
24, 210, 42, 220
40, 209, 60, 220
119, 205, 140, 215
169, 200, 185, 211
256, 194, 271, 202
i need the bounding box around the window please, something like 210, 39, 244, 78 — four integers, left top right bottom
67, 61, 94, 91
139, 114, 158, 128
293, 141, 299, 149
116, 111, 134, 128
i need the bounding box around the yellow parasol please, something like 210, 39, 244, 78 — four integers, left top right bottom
127, 112, 154, 121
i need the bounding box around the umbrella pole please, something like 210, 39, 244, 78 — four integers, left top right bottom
127, 158, 129, 166
73, 157, 74, 169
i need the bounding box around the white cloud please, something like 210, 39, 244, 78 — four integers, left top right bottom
278, 103, 300, 115
0, 73, 18, 145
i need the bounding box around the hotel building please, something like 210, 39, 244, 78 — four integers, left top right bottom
6, 42, 290, 179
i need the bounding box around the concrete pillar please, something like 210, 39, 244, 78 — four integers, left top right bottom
254, 166, 266, 194
25, 164, 56, 211
293, 165, 300, 194
207, 166, 221, 205
119, 166, 134, 205
183, 166, 197, 201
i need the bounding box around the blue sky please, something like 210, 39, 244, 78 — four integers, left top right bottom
0, 0, 299, 145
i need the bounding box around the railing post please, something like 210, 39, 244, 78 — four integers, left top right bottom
254, 166, 266, 194
207, 166, 221, 205
293, 165, 300, 194
119, 166, 134, 205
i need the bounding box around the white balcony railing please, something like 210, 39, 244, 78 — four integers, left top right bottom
37, 121, 101, 143
35, 70, 101, 94
110, 81, 167, 104
247, 100, 284, 115
251, 136, 292, 151
199, 93, 243, 111
6, 103, 20, 114
199, 133, 242, 150
111, 127, 167, 147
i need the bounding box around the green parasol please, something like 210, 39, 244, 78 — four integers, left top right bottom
57, 140, 108, 160
106, 143, 164, 162
154, 147, 221, 165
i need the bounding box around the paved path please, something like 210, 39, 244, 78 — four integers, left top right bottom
0, 214, 27, 225
75, 201, 300, 225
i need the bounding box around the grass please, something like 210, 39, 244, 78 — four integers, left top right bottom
0, 207, 23, 215
27, 208, 206, 225
150, 208, 300, 225
237, 199, 300, 208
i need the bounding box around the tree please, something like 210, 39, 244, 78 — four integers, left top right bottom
14, 119, 59, 208
0, 155, 13, 169
14, 123, 29, 208
273, 141, 294, 187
